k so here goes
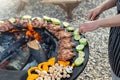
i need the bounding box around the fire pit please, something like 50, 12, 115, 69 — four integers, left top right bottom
0, 16, 89, 80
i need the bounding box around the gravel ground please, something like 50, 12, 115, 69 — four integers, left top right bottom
0, 0, 117, 80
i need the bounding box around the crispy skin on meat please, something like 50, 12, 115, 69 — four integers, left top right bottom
59, 42, 75, 49
0, 21, 14, 32
32, 19, 46, 28
14, 18, 29, 27
54, 31, 72, 39
59, 37, 71, 43
58, 49, 75, 61
58, 47, 73, 53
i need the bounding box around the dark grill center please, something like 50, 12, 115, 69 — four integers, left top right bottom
0, 28, 58, 71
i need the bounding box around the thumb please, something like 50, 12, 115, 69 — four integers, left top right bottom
90, 13, 97, 20
79, 26, 84, 33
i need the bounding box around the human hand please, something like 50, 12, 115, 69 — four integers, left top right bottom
79, 21, 100, 33
88, 6, 103, 20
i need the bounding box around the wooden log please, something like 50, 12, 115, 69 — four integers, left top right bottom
6, 47, 30, 70
27, 40, 47, 63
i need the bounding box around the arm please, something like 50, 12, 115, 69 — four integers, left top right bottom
88, 0, 116, 20
98, 14, 120, 27
98, 0, 116, 12
79, 14, 120, 33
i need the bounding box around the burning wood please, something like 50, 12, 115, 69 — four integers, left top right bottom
26, 23, 41, 42
27, 40, 47, 63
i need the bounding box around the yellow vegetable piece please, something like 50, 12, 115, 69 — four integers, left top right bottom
27, 74, 39, 80
38, 62, 48, 71
48, 57, 55, 66
28, 67, 39, 76
58, 61, 70, 67
43, 64, 49, 72
71, 63, 75, 68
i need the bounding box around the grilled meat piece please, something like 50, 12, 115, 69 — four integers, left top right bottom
0, 21, 14, 32
58, 49, 75, 61
58, 47, 73, 52
32, 19, 46, 28
54, 31, 72, 39
52, 26, 64, 31
14, 18, 29, 27
59, 42, 75, 49
59, 38, 71, 43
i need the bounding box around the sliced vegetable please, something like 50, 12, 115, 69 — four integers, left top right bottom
48, 57, 55, 66
58, 61, 70, 67
73, 28, 79, 36
66, 27, 74, 32
74, 57, 84, 66
78, 51, 85, 58
9, 18, 16, 23
22, 15, 32, 20
51, 18, 61, 25
76, 44, 85, 51
79, 38, 87, 46
0, 21, 4, 23
27, 67, 39, 76
74, 28, 79, 33
43, 64, 49, 72
43, 16, 51, 22
74, 34, 81, 40
32, 17, 41, 21
63, 22, 70, 27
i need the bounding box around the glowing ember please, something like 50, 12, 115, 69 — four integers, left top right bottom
26, 23, 41, 42
10, 29, 19, 33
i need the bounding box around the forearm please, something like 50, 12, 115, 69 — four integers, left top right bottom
98, 0, 116, 12
97, 14, 120, 27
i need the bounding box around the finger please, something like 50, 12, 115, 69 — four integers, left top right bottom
79, 27, 83, 33
88, 11, 93, 20
90, 13, 97, 20
94, 15, 99, 20
79, 27, 85, 33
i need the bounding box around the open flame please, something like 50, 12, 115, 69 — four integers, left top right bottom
9, 23, 41, 42
26, 23, 41, 42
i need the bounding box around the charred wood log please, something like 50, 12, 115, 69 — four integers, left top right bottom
0, 36, 29, 64
27, 40, 47, 63
6, 47, 30, 70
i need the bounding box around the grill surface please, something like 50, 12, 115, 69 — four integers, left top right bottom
0, 28, 89, 80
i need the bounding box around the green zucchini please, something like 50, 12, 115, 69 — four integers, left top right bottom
78, 51, 85, 58
74, 34, 81, 40
32, 17, 41, 21
22, 15, 32, 20
76, 44, 85, 51
63, 22, 70, 27
66, 26, 74, 32
0, 21, 4, 23
74, 57, 84, 66
79, 38, 87, 46
73, 28, 79, 36
43, 16, 51, 22
9, 18, 16, 23
51, 18, 61, 25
